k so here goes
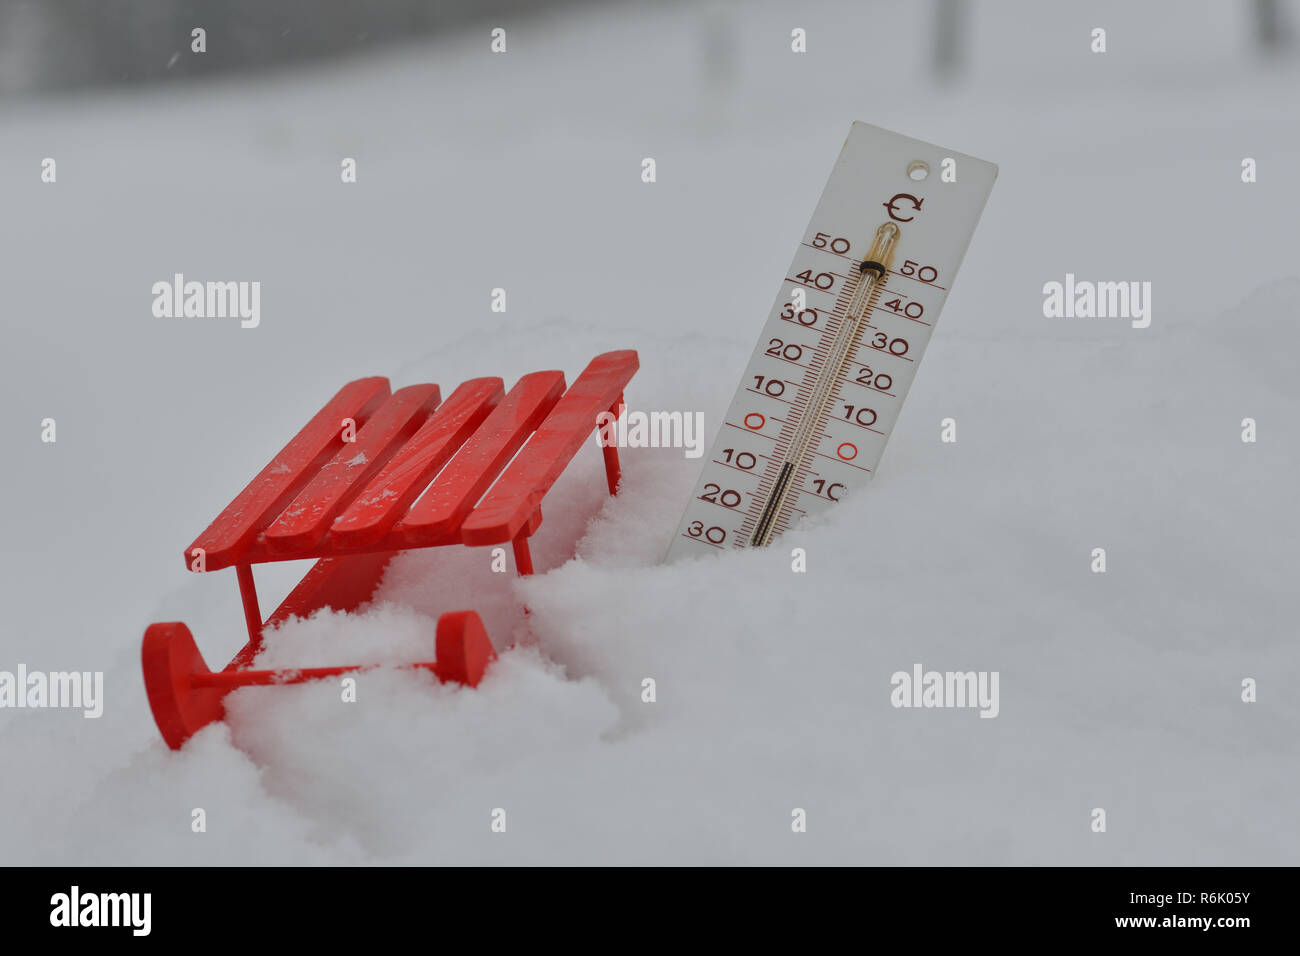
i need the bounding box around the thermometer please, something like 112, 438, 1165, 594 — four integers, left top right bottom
666, 122, 997, 561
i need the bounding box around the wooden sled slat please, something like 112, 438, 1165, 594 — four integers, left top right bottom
186, 376, 391, 571
460, 350, 639, 545
328, 377, 503, 549
398, 371, 566, 544
263, 384, 442, 554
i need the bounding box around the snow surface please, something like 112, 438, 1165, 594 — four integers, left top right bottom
2, 0, 1298, 864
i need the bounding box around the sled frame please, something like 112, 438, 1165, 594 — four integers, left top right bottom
143, 350, 638, 748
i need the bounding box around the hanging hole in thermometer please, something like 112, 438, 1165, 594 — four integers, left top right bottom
666, 122, 997, 562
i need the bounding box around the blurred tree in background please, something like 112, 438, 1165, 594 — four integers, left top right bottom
0, 0, 594, 94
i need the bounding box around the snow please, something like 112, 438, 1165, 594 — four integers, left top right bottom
1, 0, 1297, 864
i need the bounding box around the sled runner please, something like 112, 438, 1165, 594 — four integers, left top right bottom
143, 350, 639, 749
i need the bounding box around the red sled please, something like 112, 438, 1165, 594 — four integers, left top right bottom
143, 350, 639, 749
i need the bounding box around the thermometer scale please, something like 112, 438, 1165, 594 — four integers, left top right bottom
666, 122, 997, 561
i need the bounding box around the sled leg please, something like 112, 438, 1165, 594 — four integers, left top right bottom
510, 509, 544, 577
145, 610, 499, 749
512, 531, 534, 576
434, 610, 497, 687
235, 563, 262, 647
601, 393, 625, 495
142, 622, 227, 750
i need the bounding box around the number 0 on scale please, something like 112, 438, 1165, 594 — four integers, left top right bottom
666, 122, 997, 561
